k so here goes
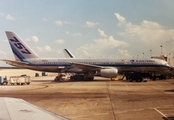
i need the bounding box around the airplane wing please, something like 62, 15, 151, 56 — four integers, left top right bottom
1, 59, 28, 66
0, 97, 69, 120
71, 62, 104, 71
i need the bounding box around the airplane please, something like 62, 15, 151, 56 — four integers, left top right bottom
63, 48, 173, 81
0, 97, 68, 120
2, 31, 172, 81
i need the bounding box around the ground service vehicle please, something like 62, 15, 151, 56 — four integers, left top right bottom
0, 76, 8, 85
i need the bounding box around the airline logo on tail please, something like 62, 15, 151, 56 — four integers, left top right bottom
6, 31, 39, 62
10, 37, 31, 54
63, 49, 75, 58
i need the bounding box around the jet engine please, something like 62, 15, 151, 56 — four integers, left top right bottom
97, 68, 118, 78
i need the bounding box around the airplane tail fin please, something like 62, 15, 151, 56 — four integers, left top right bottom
5, 31, 39, 62
63, 49, 75, 58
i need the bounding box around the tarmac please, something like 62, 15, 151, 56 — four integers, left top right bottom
0, 69, 174, 120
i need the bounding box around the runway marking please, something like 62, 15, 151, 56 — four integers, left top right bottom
77, 102, 87, 107
132, 109, 144, 112
154, 108, 170, 120
71, 115, 88, 119
115, 109, 144, 114
106, 82, 116, 120
115, 111, 127, 114
155, 105, 174, 109
95, 102, 98, 106
62, 101, 99, 108
94, 112, 108, 116
63, 102, 73, 107
164, 113, 174, 116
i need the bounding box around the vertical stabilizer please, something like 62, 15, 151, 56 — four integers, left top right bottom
5, 31, 39, 61
63, 49, 75, 58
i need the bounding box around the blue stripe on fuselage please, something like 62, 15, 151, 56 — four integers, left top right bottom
26, 63, 169, 68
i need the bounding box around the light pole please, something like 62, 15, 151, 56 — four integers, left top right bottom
168, 53, 170, 64
160, 45, 162, 56
150, 50, 152, 58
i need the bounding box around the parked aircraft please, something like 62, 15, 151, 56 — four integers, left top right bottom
0, 97, 68, 120
63, 48, 173, 81
2, 31, 172, 81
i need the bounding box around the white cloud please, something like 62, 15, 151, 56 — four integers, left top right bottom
114, 13, 174, 56
0, 50, 6, 55
64, 21, 75, 25
31, 36, 39, 42
0, 12, 15, 21
36, 46, 43, 52
115, 13, 172, 43
114, 13, 126, 23
94, 36, 128, 48
98, 28, 107, 37
36, 45, 51, 52
3, 39, 8, 42
54, 39, 65, 44
54, 20, 75, 27
72, 26, 130, 58
118, 49, 132, 58
26, 36, 39, 42
0, 12, 4, 17
82, 21, 99, 28
74, 34, 129, 58
6, 15, 15, 21
43, 18, 48, 22
66, 31, 82, 37
55, 21, 63, 27
44, 45, 51, 52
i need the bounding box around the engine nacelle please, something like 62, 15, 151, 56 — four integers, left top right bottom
98, 68, 118, 78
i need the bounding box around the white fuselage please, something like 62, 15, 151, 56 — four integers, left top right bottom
9, 58, 171, 73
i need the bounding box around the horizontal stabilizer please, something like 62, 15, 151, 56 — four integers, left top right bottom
1, 59, 29, 67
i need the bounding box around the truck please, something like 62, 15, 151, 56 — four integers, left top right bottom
0, 76, 8, 85
9, 76, 31, 85
125, 72, 150, 82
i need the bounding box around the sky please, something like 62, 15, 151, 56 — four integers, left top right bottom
0, 0, 174, 66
